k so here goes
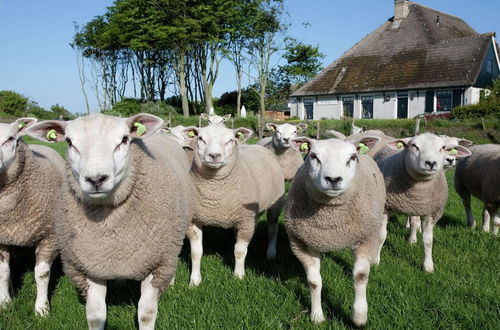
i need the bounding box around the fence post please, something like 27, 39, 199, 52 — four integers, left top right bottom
198, 115, 201, 128
316, 121, 320, 139
257, 114, 263, 140
231, 118, 234, 129
415, 118, 420, 135
481, 117, 486, 131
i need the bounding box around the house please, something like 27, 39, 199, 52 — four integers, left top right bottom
289, 0, 500, 120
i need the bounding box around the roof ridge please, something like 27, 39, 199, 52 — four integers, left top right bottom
437, 34, 493, 44
409, 2, 465, 22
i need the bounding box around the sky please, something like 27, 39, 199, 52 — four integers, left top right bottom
0, 0, 499, 114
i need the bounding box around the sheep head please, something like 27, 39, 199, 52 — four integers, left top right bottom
0, 117, 37, 173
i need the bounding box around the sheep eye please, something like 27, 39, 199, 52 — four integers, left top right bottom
412, 144, 419, 151
7, 136, 15, 142
121, 136, 129, 144
198, 136, 205, 143
65, 138, 72, 147
347, 154, 357, 165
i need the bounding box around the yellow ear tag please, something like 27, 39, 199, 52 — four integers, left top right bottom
46, 129, 57, 141
358, 143, 369, 154
17, 121, 27, 129
188, 130, 196, 138
237, 132, 245, 140
133, 122, 147, 136
300, 142, 309, 152
448, 148, 458, 155
397, 142, 404, 149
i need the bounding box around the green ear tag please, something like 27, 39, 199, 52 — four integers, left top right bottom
188, 130, 196, 138
237, 132, 245, 140
397, 142, 404, 149
300, 142, 309, 152
448, 148, 458, 155
133, 122, 147, 137
46, 129, 57, 141
358, 142, 369, 154
17, 121, 27, 129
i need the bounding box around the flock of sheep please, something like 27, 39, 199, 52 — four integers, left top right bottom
0, 113, 498, 329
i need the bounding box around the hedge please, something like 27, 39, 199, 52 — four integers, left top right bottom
451, 102, 500, 119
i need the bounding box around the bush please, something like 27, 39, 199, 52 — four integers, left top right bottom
452, 102, 500, 119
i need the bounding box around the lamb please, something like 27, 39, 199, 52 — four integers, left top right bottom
327, 129, 390, 157
0, 118, 64, 316
182, 124, 284, 285
454, 144, 500, 234
27, 113, 193, 330
200, 113, 231, 126
374, 133, 471, 272
285, 136, 386, 326
257, 122, 308, 181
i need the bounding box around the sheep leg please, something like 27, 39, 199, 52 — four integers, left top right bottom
352, 252, 371, 327
234, 224, 254, 279
492, 211, 500, 236
462, 194, 476, 227
290, 237, 324, 323
486, 204, 499, 235
186, 224, 203, 287
422, 216, 435, 273
34, 238, 57, 316
0, 246, 11, 307
86, 278, 107, 330
374, 214, 388, 265
408, 216, 421, 244
266, 196, 283, 260
138, 274, 159, 330
482, 206, 491, 233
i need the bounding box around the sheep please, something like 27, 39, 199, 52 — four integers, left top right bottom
0, 117, 64, 316
327, 129, 390, 158
351, 122, 366, 135
200, 113, 231, 126
182, 124, 284, 285
27, 113, 193, 330
257, 122, 308, 181
285, 136, 386, 326
454, 144, 500, 234
373, 133, 471, 272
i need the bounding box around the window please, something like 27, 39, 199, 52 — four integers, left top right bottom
303, 98, 314, 120
342, 96, 354, 117
436, 90, 452, 111
361, 96, 373, 119
486, 59, 493, 73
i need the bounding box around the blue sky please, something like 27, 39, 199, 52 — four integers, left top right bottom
0, 0, 499, 114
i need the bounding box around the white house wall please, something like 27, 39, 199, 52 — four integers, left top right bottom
464, 87, 482, 105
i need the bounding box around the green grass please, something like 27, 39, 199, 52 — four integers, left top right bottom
1, 145, 499, 329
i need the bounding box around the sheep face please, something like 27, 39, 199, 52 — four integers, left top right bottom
0, 118, 37, 173
164, 125, 187, 146
27, 114, 163, 201
184, 125, 252, 170
440, 136, 473, 168
387, 133, 470, 178
267, 123, 307, 148
200, 114, 231, 126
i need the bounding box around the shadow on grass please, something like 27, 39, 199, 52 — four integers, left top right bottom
437, 214, 465, 228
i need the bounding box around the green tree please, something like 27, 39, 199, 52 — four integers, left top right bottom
0, 91, 28, 117
51, 104, 72, 119
279, 38, 324, 85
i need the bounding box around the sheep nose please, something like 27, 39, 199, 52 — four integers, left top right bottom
283, 138, 290, 143
446, 158, 454, 165
85, 175, 109, 189
324, 176, 343, 186
208, 153, 222, 162
425, 160, 437, 170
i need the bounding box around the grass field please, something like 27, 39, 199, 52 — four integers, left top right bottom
0, 139, 498, 329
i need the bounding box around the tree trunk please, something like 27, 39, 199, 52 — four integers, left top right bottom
236, 69, 242, 117
204, 80, 213, 114
178, 54, 189, 117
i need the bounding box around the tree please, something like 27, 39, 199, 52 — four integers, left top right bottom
0, 91, 28, 117
51, 104, 72, 119
278, 38, 324, 85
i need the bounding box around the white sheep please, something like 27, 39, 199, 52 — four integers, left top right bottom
327, 129, 390, 158
454, 144, 500, 234
351, 122, 366, 135
0, 117, 64, 316
27, 113, 193, 330
285, 136, 386, 326
200, 113, 231, 126
374, 133, 471, 272
182, 124, 284, 285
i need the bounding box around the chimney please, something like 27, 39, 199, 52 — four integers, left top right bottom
392, 0, 409, 29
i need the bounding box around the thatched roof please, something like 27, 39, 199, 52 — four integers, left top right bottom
292, 2, 494, 97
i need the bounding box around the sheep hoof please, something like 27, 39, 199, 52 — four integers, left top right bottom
189, 275, 202, 287
310, 310, 325, 323
35, 301, 50, 317
234, 269, 245, 280
0, 296, 11, 308
266, 249, 276, 260
423, 262, 434, 273
408, 237, 417, 244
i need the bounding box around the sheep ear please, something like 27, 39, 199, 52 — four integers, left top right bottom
163, 127, 172, 134
387, 138, 410, 150
26, 120, 67, 143
326, 130, 346, 140
362, 126, 367, 132
13, 117, 37, 136
127, 113, 163, 139
266, 123, 277, 131
291, 137, 316, 154
183, 126, 199, 139
234, 127, 252, 142
200, 113, 209, 121
296, 123, 308, 131
223, 114, 232, 121
353, 136, 381, 154
458, 139, 473, 147
446, 145, 471, 158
